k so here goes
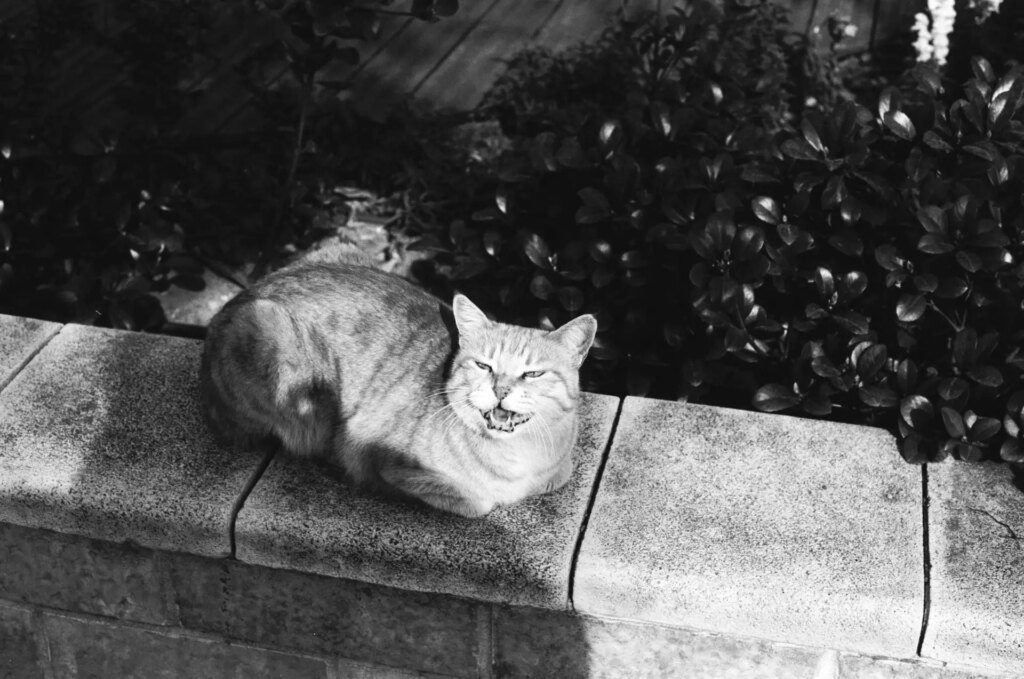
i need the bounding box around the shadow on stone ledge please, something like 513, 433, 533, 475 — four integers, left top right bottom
0, 325, 264, 557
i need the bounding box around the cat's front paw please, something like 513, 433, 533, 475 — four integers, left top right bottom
448, 497, 497, 518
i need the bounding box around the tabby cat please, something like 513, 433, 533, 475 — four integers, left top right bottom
199, 246, 597, 517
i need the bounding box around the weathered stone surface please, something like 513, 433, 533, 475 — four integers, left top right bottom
494, 606, 826, 679
169, 552, 483, 678
44, 612, 329, 679
0, 522, 175, 625
333, 658, 457, 679
235, 392, 620, 608
839, 652, 1011, 678
575, 398, 923, 658
0, 602, 45, 679
0, 325, 265, 557
922, 461, 1024, 675
155, 269, 241, 326
0, 314, 60, 391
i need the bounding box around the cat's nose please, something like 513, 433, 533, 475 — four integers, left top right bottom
494, 384, 512, 400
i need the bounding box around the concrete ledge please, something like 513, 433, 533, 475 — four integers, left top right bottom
923, 462, 1024, 674
0, 314, 60, 390
234, 393, 620, 608
0, 316, 1021, 677
0, 324, 266, 557
574, 397, 924, 658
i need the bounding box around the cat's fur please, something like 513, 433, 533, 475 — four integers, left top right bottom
199, 247, 597, 517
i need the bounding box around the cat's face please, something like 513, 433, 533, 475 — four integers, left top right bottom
447, 295, 597, 438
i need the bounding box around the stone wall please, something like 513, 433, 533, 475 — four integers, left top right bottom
0, 314, 1020, 678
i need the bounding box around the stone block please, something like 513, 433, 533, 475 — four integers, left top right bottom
494, 605, 826, 679
0, 602, 45, 679
839, 652, 1009, 678
0, 325, 266, 557
0, 522, 175, 625
234, 392, 621, 608
0, 314, 60, 391
43, 612, 329, 679
333, 658, 457, 679
575, 398, 923, 658
168, 552, 483, 678
922, 461, 1024, 674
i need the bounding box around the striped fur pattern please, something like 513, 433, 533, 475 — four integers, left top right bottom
199, 249, 597, 517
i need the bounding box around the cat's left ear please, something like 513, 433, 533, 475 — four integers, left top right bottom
452, 294, 491, 345
549, 314, 597, 368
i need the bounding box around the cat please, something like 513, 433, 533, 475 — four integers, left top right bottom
199, 246, 597, 518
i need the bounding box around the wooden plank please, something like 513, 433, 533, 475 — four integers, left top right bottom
413, 0, 566, 111
342, 0, 505, 120
218, 13, 415, 133
533, 0, 658, 53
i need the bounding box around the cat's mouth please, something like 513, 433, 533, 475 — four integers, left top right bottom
482, 406, 531, 433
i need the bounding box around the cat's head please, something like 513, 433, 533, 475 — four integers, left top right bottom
447, 294, 597, 438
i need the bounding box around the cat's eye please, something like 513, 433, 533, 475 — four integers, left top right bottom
475, 361, 492, 372
522, 370, 545, 379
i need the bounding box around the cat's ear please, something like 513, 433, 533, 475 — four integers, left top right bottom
452, 294, 491, 344
549, 314, 597, 368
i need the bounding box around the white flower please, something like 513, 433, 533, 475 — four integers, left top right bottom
912, 12, 934, 63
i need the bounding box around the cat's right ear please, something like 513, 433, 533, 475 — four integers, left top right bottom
452, 294, 490, 345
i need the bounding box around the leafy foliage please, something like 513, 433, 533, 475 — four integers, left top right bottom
416, 1, 1024, 465
0, 0, 456, 328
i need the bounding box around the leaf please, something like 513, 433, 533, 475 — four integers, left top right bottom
917, 234, 954, 254
935, 276, 968, 299
599, 120, 623, 149
814, 267, 835, 298
733, 227, 765, 261
523, 233, 553, 270
916, 206, 946, 233
1000, 439, 1024, 463
923, 131, 953, 152
588, 240, 612, 262
900, 433, 932, 463
780, 137, 818, 160
556, 138, 589, 168
970, 416, 1001, 442
856, 344, 888, 380
860, 385, 899, 408
827, 230, 862, 256
971, 56, 995, 83
529, 274, 553, 300
801, 118, 825, 153
832, 311, 870, 335
483, 230, 502, 257
955, 250, 982, 273
751, 196, 781, 225
874, 245, 902, 271
941, 406, 965, 439
901, 394, 935, 430
557, 286, 584, 312
840, 271, 868, 300
883, 111, 916, 140
953, 329, 978, 366
752, 384, 801, 412
962, 142, 997, 161
966, 365, 1003, 387
896, 293, 927, 322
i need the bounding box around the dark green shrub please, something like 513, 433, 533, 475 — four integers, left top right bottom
419, 2, 1024, 466
0, 0, 457, 327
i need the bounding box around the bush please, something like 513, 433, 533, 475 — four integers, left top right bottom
417, 1, 1024, 465
0, 0, 458, 328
